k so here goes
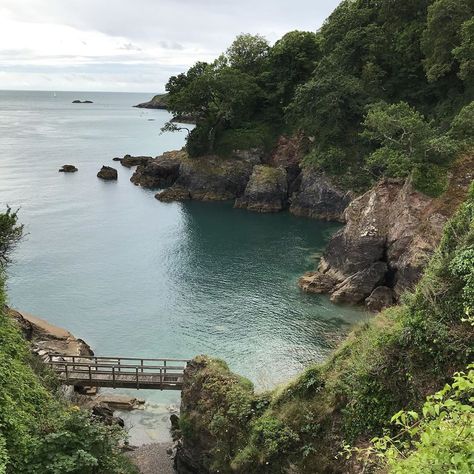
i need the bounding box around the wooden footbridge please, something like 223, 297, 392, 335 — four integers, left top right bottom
47, 354, 190, 391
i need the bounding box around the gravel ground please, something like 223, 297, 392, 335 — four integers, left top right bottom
127, 443, 175, 474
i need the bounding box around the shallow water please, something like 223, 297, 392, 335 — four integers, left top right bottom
0, 90, 366, 443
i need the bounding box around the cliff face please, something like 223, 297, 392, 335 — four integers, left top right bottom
299, 156, 474, 309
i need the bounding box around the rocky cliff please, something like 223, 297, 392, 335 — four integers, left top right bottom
299, 156, 474, 309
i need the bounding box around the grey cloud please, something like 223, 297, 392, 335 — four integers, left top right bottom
119, 42, 142, 51
0, 0, 342, 91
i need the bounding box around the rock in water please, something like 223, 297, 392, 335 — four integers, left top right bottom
97, 166, 118, 180
235, 165, 288, 213
59, 164, 78, 173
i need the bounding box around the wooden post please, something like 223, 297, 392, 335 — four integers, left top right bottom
160, 368, 163, 390
112, 366, 116, 389
89, 365, 92, 384
136, 367, 139, 390
141, 359, 144, 373
65, 363, 69, 382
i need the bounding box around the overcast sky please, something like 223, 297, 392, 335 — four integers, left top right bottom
0, 0, 341, 93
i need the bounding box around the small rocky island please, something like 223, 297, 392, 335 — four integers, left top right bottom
72, 100, 93, 104
58, 164, 78, 173
97, 166, 118, 180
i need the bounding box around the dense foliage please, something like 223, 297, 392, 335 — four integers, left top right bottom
164, 0, 474, 192
181, 182, 474, 473
346, 364, 473, 472
0, 210, 136, 474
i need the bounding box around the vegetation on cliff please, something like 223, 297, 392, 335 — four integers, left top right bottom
163, 0, 474, 193
0, 211, 136, 474
178, 183, 474, 473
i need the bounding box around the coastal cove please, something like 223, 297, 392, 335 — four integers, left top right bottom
0, 91, 366, 441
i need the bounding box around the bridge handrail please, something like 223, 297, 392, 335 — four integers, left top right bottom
49, 361, 186, 371
47, 353, 190, 364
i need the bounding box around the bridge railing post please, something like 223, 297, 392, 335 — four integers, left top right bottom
65, 363, 69, 383
89, 365, 92, 384
136, 367, 139, 389
112, 366, 116, 389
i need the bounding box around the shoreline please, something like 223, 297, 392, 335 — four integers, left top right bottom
8, 308, 177, 448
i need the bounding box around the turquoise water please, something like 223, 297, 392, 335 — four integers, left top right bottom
0, 90, 366, 442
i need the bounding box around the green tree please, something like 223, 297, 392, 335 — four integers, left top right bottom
454, 17, 474, 82
265, 31, 321, 105
362, 101, 458, 195
0, 207, 22, 268
422, 0, 474, 82
226, 33, 269, 74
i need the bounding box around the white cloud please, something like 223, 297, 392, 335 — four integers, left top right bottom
0, 1, 341, 92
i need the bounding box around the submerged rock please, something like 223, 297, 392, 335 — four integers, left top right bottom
72, 100, 93, 104
91, 394, 145, 411
59, 164, 78, 173
235, 165, 288, 212
97, 166, 118, 180
290, 167, 351, 221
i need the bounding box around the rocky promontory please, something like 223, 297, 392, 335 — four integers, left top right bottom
130, 136, 351, 221
299, 156, 474, 308
134, 94, 169, 109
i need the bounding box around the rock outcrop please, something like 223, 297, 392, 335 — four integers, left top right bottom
290, 167, 352, 221
155, 153, 256, 202
365, 286, 395, 312
234, 165, 288, 212
8, 309, 93, 358
59, 164, 78, 173
119, 155, 153, 168
299, 155, 474, 307
268, 133, 307, 188
175, 356, 255, 474
131, 151, 184, 189
72, 100, 93, 104
97, 166, 118, 180
130, 140, 354, 221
